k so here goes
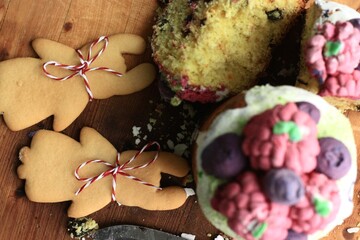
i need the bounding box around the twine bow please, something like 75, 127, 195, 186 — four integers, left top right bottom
43, 36, 123, 101
74, 141, 162, 204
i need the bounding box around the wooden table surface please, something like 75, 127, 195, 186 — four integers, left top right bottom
0, 1, 360, 240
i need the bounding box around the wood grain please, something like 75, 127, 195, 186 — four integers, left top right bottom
0, 0, 359, 240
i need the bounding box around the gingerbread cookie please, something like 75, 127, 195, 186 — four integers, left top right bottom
0, 34, 156, 131
17, 127, 193, 218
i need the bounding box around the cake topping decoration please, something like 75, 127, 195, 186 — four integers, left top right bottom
242, 103, 319, 174
316, 137, 351, 179
273, 121, 302, 142
211, 172, 291, 240
201, 133, 247, 179
295, 102, 320, 123
307, 21, 360, 80
43, 36, 123, 101
74, 141, 161, 204
290, 173, 340, 234
285, 230, 308, 240
313, 196, 332, 217
252, 222, 268, 238
324, 41, 342, 57
263, 169, 305, 205
306, 20, 360, 98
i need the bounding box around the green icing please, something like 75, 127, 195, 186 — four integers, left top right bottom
252, 222, 268, 239
313, 197, 332, 217
273, 121, 302, 142
324, 41, 342, 57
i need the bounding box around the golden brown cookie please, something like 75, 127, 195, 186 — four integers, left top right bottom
0, 34, 155, 131
17, 127, 192, 218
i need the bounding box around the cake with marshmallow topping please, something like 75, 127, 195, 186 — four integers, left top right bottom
297, 0, 360, 111
194, 85, 356, 240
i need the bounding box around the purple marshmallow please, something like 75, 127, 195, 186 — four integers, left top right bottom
285, 230, 308, 240
295, 102, 321, 123
263, 169, 304, 205
349, 18, 360, 29
201, 133, 247, 179
316, 137, 352, 179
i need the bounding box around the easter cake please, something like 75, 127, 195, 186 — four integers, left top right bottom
297, 0, 360, 111
194, 85, 356, 240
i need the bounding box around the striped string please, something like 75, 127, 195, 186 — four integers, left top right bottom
42, 36, 123, 101
74, 141, 162, 205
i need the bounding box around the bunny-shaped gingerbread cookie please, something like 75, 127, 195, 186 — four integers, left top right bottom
17, 127, 193, 218
0, 34, 155, 131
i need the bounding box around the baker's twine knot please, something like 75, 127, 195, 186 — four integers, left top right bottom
43, 36, 123, 101
74, 141, 161, 205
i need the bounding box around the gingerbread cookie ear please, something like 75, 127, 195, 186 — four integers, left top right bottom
17, 127, 193, 218
32, 38, 77, 63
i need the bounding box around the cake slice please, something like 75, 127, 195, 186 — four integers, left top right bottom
297, 0, 360, 111
152, 0, 306, 105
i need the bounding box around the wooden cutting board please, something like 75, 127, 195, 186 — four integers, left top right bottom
0, 1, 218, 239
0, 1, 359, 240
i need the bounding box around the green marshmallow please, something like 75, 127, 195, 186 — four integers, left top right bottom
273, 121, 302, 142
324, 41, 343, 57
252, 222, 268, 239
313, 197, 332, 217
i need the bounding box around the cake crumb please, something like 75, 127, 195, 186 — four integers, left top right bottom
131, 101, 198, 158
67, 217, 99, 239
132, 126, 141, 137
167, 140, 174, 150
174, 144, 188, 156
147, 123, 153, 132
149, 118, 157, 124
206, 233, 212, 237
181, 233, 196, 240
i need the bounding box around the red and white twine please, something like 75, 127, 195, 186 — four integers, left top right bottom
42, 36, 123, 101
74, 141, 162, 205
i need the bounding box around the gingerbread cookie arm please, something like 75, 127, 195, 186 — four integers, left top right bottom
155, 152, 190, 177
87, 62, 156, 99
112, 150, 190, 210
112, 63, 156, 94
108, 34, 147, 55
117, 182, 188, 211
81, 34, 156, 99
